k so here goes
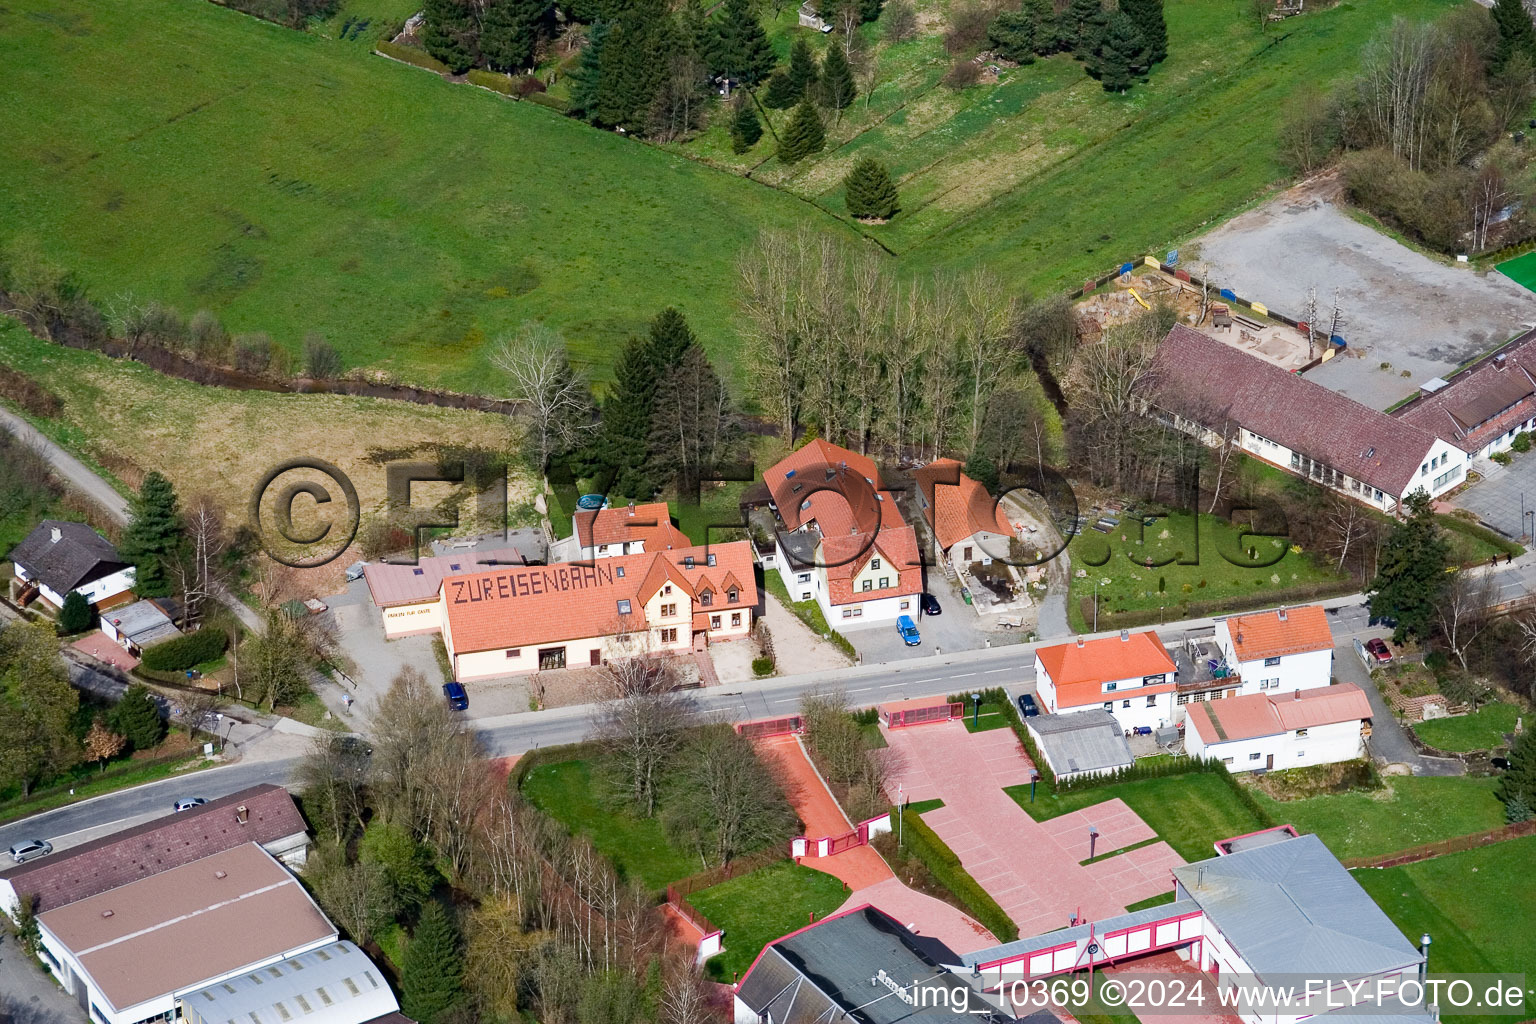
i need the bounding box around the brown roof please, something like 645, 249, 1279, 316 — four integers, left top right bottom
364, 549, 524, 608
764, 440, 883, 532
913, 458, 1013, 550
442, 541, 756, 654
1152, 325, 1439, 498
0, 785, 307, 913
573, 502, 691, 550
1187, 683, 1372, 744
1395, 335, 1536, 453
1224, 605, 1334, 662
38, 843, 335, 1013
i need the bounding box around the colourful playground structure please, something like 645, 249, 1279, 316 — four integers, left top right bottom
1128, 287, 1150, 309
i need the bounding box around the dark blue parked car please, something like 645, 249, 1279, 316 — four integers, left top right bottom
443, 682, 469, 710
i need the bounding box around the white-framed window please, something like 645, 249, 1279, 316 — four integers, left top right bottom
871, 557, 882, 570
801, 591, 812, 601
1104, 681, 1118, 692
1146, 695, 1156, 706
879, 576, 890, 589
661, 603, 677, 617
862, 580, 872, 592
1103, 702, 1113, 710
598, 544, 609, 553
1122, 699, 1131, 708
707, 553, 716, 566
731, 612, 742, 626
728, 587, 739, 602
710, 615, 721, 629
617, 599, 632, 615
1249, 752, 1262, 760
797, 573, 811, 583
900, 600, 910, 610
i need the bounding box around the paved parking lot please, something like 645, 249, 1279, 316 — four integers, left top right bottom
843, 577, 1024, 664
1451, 456, 1536, 539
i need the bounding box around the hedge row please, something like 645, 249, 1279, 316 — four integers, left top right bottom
525, 92, 569, 112
1080, 578, 1359, 633
1438, 513, 1523, 559
466, 69, 514, 95
893, 806, 1018, 942
140, 628, 227, 672
376, 41, 448, 74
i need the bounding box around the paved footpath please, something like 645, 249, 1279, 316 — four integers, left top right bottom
884, 721, 1182, 937
754, 735, 996, 953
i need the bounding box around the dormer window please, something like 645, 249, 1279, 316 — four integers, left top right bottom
706, 553, 716, 566
701, 591, 713, 606
800, 499, 811, 510
728, 588, 738, 602
617, 599, 632, 615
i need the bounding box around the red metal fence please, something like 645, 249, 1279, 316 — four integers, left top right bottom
666, 884, 720, 936
886, 702, 962, 728
736, 715, 803, 738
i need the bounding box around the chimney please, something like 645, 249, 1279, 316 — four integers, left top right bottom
1120, 629, 1130, 642
235, 805, 249, 825
1495, 352, 1508, 369
50, 526, 61, 543
627, 501, 635, 516
1277, 607, 1287, 621
1294, 689, 1301, 700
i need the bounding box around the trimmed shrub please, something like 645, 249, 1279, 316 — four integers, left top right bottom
1514, 432, 1533, 454
751, 656, 774, 676
466, 69, 515, 95
58, 590, 95, 635
377, 41, 450, 73
525, 92, 569, 112
140, 627, 228, 672
1491, 450, 1512, 466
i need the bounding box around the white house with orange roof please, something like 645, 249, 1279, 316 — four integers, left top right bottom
1214, 605, 1334, 697
1184, 683, 1373, 772
762, 439, 923, 627
570, 501, 691, 561
1034, 630, 1179, 733
913, 458, 1015, 571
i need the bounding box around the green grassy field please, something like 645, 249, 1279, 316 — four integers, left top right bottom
1007, 772, 1268, 862
1253, 776, 1506, 861
519, 759, 699, 889
1067, 511, 1343, 628
0, 0, 840, 391
0, 0, 1456, 394
688, 861, 850, 980
1495, 250, 1536, 293
1353, 837, 1536, 1024
1412, 703, 1522, 753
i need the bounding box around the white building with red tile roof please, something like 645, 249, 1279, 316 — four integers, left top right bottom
571, 501, 692, 560
763, 440, 923, 627
363, 549, 523, 639
1213, 605, 1334, 698
1184, 683, 1372, 772
913, 458, 1015, 572
435, 542, 756, 680
1034, 630, 1179, 732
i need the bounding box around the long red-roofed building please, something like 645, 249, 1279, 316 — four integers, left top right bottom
1184, 683, 1373, 772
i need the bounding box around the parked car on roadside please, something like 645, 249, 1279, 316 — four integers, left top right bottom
9, 839, 52, 864
919, 593, 942, 616
1364, 638, 1393, 665
1016, 693, 1040, 718
896, 614, 921, 646
443, 681, 469, 710
173, 797, 208, 813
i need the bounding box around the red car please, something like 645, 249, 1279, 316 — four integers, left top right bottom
1364, 638, 1393, 665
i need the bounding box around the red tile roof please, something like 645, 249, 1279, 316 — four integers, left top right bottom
364, 549, 524, 608
1152, 325, 1440, 498
914, 458, 1013, 550
1224, 605, 1334, 662
573, 502, 691, 550
764, 440, 883, 532
1395, 333, 1536, 453
442, 541, 756, 654
821, 525, 923, 606
0, 785, 306, 913
1035, 632, 1177, 708
1187, 684, 1372, 744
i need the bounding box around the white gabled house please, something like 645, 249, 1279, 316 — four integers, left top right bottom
8, 520, 135, 613
1184, 683, 1373, 772
1214, 604, 1335, 697
1034, 630, 1179, 733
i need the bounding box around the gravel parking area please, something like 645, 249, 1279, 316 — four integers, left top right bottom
1187, 176, 1536, 411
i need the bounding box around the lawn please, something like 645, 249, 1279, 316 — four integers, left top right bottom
520, 759, 700, 890
1353, 837, 1536, 1024
0, 0, 840, 392
1251, 776, 1506, 862
1007, 771, 1269, 863
961, 702, 1011, 732
1412, 702, 1522, 753
688, 860, 850, 981
0, 752, 218, 825
1067, 511, 1344, 631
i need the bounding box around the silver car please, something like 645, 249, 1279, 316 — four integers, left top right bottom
173, 797, 208, 813
9, 839, 53, 863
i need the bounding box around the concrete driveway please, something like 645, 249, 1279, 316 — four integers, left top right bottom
1451, 455, 1536, 540
1332, 639, 1464, 776
328, 579, 444, 720
0, 930, 84, 1024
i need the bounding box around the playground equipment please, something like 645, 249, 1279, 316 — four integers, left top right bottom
1128, 287, 1150, 310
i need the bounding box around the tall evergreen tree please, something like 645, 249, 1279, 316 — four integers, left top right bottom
57, 591, 94, 635
787, 35, 820, 96
708, 0, 778, 86
1119, 0, 1165, 65
480, 0, 548, 72
567, 20, 610, 119
777, 97, 826, 163
843, 157, 899, 219
1094, 12, 1147, 92
1063, 0, 1106, 60
858, 0, 883, 23
762, 68, 801, 108
1498, 727, 1536, 822
987, 0, 1053, 63
730, 96, 764, 152
596, 335, 662, 496
646, 306, 699, 368
819, 40, 857, 110
1493, 0, 1536, 72
421, 0, 476, 73
401, 901, 464, 1024
595, 0, 682, 131
1367, 491, 1449, 642
111, 684, 166, 752
122, 471, 182, 599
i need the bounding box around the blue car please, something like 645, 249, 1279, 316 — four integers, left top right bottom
897, 614, 921, 646
443, 682, 469, 710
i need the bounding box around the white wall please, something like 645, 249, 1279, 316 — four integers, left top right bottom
1035, 656, 1177, 732
1213, 622, 1333, 696
381, 600, 443, 638
821, 588, 915, 628
16, 564, 136, 611
1191, 718, 1364, 773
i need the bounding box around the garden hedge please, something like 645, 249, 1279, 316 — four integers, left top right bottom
376, 42, 448, 74
140, 628, 227, 673
894, 806, 1017, 942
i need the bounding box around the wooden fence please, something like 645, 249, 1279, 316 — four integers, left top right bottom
1344, 819, 1536, 870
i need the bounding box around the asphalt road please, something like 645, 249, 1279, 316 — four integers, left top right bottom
0, 756, 301, 857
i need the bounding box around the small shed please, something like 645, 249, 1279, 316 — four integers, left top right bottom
100, 599, 180, 657
880, 696, 962, 729
798, 1, 832, 31
1026, 710, 1134, 781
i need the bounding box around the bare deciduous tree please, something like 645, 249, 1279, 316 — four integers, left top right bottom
1324, 494, 1374, 574
173, 495, 227, 629
739, 230, 804, 440
1436, 570, 1497, 671
960, 267, 1023, 454
666, 722, 797, 866
295, 733, 371, 845
493, 322, 596, 473
590, 655, 696, 817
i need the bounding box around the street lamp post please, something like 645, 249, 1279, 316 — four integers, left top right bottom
1088, 825, 1099, 861
1029, 769, 1040, 803
972, 693, 982, 728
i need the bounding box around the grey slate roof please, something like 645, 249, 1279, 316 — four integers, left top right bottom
104, 599, 179, 646
1026, 711, 1134, 776
736, 906, 1016, 1024
960, 900, 1200, 969
8, 520, 129, 595
1172, 833, 1422, 982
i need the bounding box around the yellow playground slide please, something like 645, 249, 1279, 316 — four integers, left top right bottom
1128, 287, 1150, 309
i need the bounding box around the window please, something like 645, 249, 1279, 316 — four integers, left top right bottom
879, 577, 890, 589
1176, 693, 1190, 705
1249, 752, 1263, 760
871, 557, 881, 570
598, 545, 608, 553
412, 567, 424, 576
728, 588, 739, 602
797, 573, 811, 583
800, 499, 811, 510
700, 591, 712, 606
731, 612, 742, 626
661, 628, 678, 642
661, 603, 677, 616
1104, 681, 1118, 692
1421, 463, 1428, 476
1295, 728, 1308, 737
843, 608, 853, 618
505, 648, 520, 658
1264, 656, 1281, 666
1122, 699, 1131, 708
711, 615, 721, 629
1103, 702, 1113, 710
900, 600, 910, 610
683, 557, 694, 568
1222, 757, 1234, 765
1297, 750, 1306, 757
616, 566, 625, 577
707, 553, 716, 566
1146, 695, 1157, 706
664, 584, 672, 595
617, 599, 632, 615
862, 580, 873, 592
801, 592, 812, 601
1143, 674, 1166, 686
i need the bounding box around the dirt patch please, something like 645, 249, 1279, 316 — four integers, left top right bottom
1185, 174, 1536, 411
